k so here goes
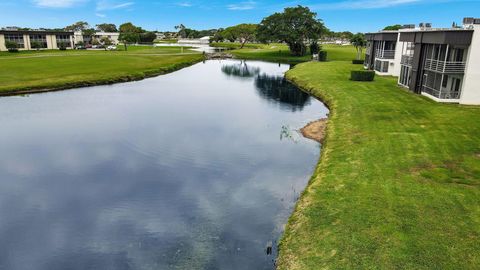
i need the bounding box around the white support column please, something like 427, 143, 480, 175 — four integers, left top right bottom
459, 25, 480, 105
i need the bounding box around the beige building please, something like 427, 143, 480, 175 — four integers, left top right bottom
0, 30, 74, 51
74, 31, 120, 45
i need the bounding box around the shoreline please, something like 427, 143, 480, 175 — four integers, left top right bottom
0, 56, 204, 97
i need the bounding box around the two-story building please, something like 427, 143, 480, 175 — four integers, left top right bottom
364, 31, 402, 76
0, 29, 74, 51
365, 18, 480, 105
398, 18, 480, 105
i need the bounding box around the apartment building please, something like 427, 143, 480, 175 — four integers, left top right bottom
398, 18, 480, 105
0, 29, 74, 51
365, 18, 480, 105
364, 31, 402, 76
74, 31, 120, 45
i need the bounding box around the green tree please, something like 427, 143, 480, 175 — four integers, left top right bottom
383, 24, 402, 31
119, 33, 139, 51
221, 24, 257, 48
119, 22, 144, 33
257, 6, 325, 56
65, 21, 89, 32
31, 41, 43, 50
96, 23, 118, 32
119, 22, 144, 50
82, 28, 95, 44
5, 41, 18, 52
350, 33, 367, 60
140, 32, 157, 43
175, 24, 186, 38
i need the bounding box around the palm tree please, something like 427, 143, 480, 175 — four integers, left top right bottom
350, 33, 367, 60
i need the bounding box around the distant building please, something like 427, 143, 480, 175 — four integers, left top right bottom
364, 18, 480, 105
74, 31, 120, 45
178, 36, 211, 45
0, 29, 74, 51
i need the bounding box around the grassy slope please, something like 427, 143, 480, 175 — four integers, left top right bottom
0, 46, 202, 94
219, 43, 480, 269
276, 53, 480, 269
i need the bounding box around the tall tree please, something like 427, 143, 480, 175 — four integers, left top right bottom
96, 23, 118, 32
222, 24, 257, 48
119, 22, 144, 50
383, 24, 402, 31
257, 6, 325, 56
350, 33, 367, 60
65, 21, 89, 32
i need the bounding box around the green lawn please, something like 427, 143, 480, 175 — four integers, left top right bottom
0, 46, 202, 94
212, 43, 358, 63
276, 58, 480, 269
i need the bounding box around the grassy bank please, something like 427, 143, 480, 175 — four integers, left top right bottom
0, 46, 202, 95
211, 43, 357, 63
277, 61, 480, 269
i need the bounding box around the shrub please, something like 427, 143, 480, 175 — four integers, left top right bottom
58, 42, 67, 50
5, 40, 19, 52
351, 70, 375, 81
352, 59, 364, 65
31, 41, 43, 50
318, 50, 327, 62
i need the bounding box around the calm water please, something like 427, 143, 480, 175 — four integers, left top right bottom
0, 60, 327, 270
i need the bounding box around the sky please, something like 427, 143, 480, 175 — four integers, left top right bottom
0, 0, 479, 32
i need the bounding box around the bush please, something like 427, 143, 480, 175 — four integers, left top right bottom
5, 40, 19, 52
352, 59, 364, 65
351, 70, 375, 81
31, 41, 43, 50
318, 50, 327, 62
58, 42, 67, 50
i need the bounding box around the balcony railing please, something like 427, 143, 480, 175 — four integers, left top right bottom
375, 50, 395, 59
424, 59, 466, 74
422, 85, 461, 100
401, 55, 413, 66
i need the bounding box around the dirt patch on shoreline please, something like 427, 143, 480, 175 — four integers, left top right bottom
300, 118, 328, 143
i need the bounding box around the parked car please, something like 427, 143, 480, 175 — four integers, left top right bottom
75, 45, 86, 50
85, 44, 92, 49
106, 45, 117, 51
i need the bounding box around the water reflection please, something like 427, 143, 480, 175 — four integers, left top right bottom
221, 61, 261, 78
255, 75, 311, 112
0, 60, 328, 270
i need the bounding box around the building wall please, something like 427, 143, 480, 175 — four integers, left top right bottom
392, 35, 404, 77
0, 34, 6, 51
460, 25, 480, 105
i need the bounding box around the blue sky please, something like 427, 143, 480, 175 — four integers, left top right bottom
0, 0, 479, 32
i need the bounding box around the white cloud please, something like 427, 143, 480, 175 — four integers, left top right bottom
33, 0, 88, 8
227, 1, 256, 10
177, 2, 192, 7
96, 12, 106, 17
311, 0, 422, 10
96, 0, 134, 11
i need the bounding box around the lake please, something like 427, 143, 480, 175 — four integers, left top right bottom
0, 60, 328, 270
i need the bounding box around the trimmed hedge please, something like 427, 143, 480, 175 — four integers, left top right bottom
352, 59, 364, 64
350, 70, 375, 81
318, 50, 327, 62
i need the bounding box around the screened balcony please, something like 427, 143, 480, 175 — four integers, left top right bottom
422, 71, 462, 100
424, 59, 466, 74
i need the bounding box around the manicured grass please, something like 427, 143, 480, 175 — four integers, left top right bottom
212, 43, 357, 64
0, 46, 202, 94
276, 60, 480, 269
227, 42, 480, 269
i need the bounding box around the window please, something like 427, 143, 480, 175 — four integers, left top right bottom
399, 66, 411, 87
442, 75, 449, 88
56, 35, 71, 48
375, 60, 389, 73
4, 34, 25, 48
29, 34, 47, 48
